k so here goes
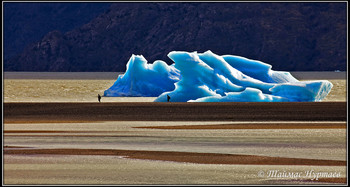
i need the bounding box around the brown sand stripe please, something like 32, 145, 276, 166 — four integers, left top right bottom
3, 146, 31, 148
315, 177, 347, 183
4, 102, 347, 122
4, 148, 346, 166
4, 130, 121, 133
135, 122, 347, 129
4, 120, 100, 124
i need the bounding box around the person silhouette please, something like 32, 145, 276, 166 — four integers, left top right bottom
167, 95, 171, 102
98, 94, 102, 103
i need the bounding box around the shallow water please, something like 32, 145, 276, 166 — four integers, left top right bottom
3, 72, 347, 102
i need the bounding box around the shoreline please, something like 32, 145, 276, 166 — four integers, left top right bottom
4, 102, 347, 122
4, 147, 346, 166
4, 102, 347, 185
135, 122, 346, 129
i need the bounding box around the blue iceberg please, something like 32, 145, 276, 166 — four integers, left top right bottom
104, 54, 180, 97
104, 50, 333, 102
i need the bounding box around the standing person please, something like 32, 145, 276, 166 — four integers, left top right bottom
98, 94, 102, 103
167, 95, 171, 102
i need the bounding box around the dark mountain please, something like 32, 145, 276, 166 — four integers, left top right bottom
4, 2, 347, 72
3, 2, 111, 61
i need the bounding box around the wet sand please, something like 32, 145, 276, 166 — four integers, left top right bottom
3, 102, 347, 184
4, 102, 347, 122
4, 147, 346, 166
4, 154, 346, 185
136, 122, 346, 129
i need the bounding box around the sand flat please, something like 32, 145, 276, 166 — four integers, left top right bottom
4, 154, 346, 185
3, 71, 347, 184
3, 102, 347, 185
135, 122, 346, 129
4, 147, 346, 166
4, 120, 347, 161
4, 102, 347, 122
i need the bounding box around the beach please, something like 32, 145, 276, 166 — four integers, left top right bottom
3, 72, 347, 184
3, 102, 347, 122
3, 102, 347, 184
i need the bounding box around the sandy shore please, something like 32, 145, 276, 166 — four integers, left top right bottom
4, 147, 346, 166
136, 122, 346, 129
4, 102, 347, 122
3, 102, 347, 184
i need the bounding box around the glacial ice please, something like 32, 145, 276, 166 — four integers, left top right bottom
104, 54, 180, 97
104, 50, 333, 102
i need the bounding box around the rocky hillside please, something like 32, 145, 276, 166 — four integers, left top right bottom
4, 2, 111, 61
4, 2, 347, 72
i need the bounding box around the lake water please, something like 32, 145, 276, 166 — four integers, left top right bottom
3, 71, 347, 102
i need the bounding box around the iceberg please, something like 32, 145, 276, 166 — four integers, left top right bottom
104, 50, 333, 102
104, 54, 180, 97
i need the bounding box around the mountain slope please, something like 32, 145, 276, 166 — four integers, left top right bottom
4, 2, 347, 71
3, 2, 111, 61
